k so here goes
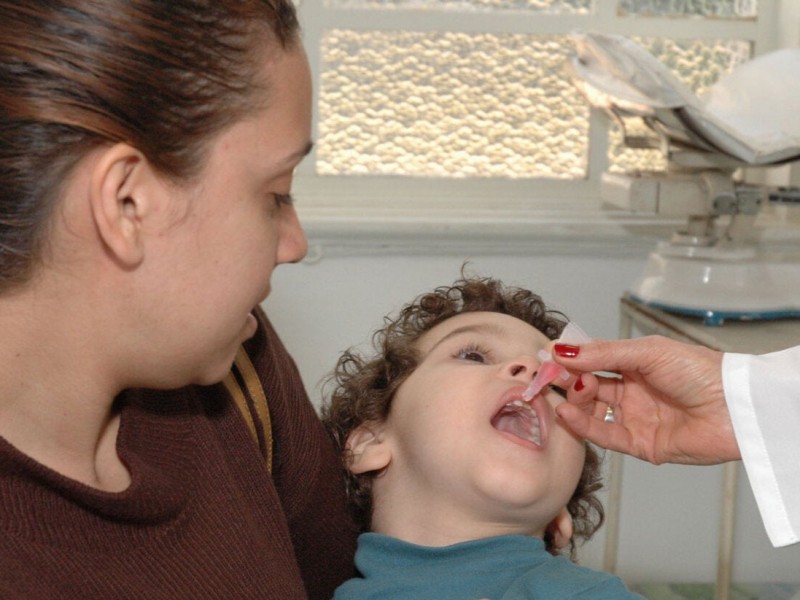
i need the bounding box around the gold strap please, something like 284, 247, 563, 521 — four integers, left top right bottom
222, 346, 273, 473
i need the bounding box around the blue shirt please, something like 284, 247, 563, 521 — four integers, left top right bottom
334, 533, 644, 599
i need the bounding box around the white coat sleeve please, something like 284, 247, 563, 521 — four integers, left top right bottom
723, 347, 800, 547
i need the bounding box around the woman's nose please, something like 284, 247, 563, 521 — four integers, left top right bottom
276, 205, 308, 264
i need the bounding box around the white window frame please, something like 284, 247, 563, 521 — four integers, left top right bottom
293, 0, 798, 256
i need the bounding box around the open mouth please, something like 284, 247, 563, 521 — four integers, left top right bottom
491, 399, 543, 447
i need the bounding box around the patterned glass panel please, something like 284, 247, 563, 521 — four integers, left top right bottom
325, 0, 590, 13
619, 0, 757, 18
318, 30, 589, 178
609, 38, 751, 174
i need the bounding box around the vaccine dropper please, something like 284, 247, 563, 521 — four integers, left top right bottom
522, 321, 591, 401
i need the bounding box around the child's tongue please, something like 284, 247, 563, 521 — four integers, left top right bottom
491, 400, 542, 446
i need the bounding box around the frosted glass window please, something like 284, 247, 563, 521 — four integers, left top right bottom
619, 0, 757, 18
319, 30, 750, 179
326, 0, 590, 13
318, 30, 589, 178
609, 38, 751, 173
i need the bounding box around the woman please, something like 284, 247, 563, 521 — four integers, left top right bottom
0, 1, 357, 597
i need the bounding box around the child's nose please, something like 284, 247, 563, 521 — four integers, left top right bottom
505, 356, 540, 380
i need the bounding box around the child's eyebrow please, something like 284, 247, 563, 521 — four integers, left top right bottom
423, 323, 507, 357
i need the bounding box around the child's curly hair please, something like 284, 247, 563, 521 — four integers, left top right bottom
321, 275, 604, 560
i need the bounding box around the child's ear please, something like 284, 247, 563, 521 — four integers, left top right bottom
546, 508, 574, 550
345, 423, 392, 475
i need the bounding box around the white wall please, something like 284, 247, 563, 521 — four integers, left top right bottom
264, 249, 800, 587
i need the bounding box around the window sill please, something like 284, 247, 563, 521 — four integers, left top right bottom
292, 178, 800, 261
296, 204, 683, 261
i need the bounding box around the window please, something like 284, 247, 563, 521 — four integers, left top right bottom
293, 0, 791, 251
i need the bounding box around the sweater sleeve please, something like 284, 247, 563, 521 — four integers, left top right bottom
723, 346, 800, 547
244, 306, 358, 600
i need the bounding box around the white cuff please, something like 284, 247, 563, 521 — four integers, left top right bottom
723, 351, 800, 548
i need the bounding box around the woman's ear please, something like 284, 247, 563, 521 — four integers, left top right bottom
546, 508, 574, 550
89, 143, 158, 269
346, 423, 392, 475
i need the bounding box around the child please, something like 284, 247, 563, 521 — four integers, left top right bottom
322, 275, 643, 599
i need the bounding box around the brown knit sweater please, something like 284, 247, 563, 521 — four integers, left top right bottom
0, 308, 358, 599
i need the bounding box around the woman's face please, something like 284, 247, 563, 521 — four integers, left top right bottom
373, 311, 586, 541
133, 45, 311, 387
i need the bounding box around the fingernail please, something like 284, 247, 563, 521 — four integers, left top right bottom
554, 343, 580, 358
573, 375, 584, 392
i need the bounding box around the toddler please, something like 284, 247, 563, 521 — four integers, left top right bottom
322, 275, 643, 599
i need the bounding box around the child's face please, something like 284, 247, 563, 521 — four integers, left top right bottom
364, 311, 586, 544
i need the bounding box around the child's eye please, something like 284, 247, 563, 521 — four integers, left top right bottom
454, 344, 492, 364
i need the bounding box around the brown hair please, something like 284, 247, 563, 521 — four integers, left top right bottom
0, 0, 299, 291
322, 275, 605, 560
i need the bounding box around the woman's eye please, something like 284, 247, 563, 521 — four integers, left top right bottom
272, 193, 294, 208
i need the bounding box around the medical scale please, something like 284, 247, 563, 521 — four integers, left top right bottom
567, 33, 800, 325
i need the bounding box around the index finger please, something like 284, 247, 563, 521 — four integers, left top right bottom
552, 336, 670, 375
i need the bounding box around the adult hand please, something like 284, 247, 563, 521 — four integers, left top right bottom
551, 335, 740, 465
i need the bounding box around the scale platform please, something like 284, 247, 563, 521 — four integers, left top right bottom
629, 241, 800, 326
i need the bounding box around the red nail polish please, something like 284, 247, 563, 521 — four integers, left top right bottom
574, 375, 585, 392
554, 343, 580, 358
